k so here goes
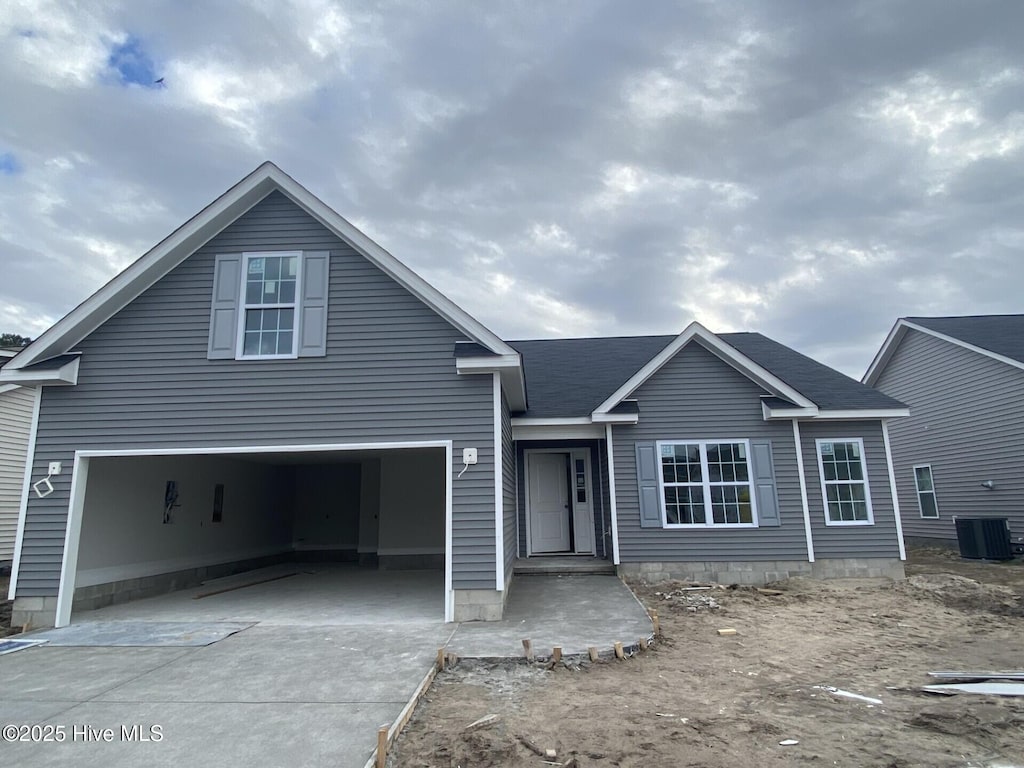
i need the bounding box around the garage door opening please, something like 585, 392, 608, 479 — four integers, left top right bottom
55, 442, 452, 627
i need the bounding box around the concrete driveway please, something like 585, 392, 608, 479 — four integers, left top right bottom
1, 622, 453, 768
0, 568, 651, 767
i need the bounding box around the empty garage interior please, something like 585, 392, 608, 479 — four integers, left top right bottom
69, 447, 446, 619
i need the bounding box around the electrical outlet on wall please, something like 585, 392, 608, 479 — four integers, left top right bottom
48, 461, 62, 475
463, 447, 478, 465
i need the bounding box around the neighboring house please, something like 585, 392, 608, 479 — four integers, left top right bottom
1, 163, 909, 629
0, 350, 36, 568
865, 315, 1024, 546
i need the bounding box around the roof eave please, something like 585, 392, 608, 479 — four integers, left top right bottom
0, 355, 79, 386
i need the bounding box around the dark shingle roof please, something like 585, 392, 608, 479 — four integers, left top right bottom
907, 315, 1024, 365
508, 333, 904, 417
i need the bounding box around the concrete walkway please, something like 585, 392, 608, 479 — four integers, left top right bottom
448, 573, 654, 658
1, 571, 651, 767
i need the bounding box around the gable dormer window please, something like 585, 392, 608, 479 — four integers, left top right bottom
239, 252, 301, 358
207, 250, 329, 361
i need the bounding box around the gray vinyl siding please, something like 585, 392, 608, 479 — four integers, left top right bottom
0, 386, 35, 562
874, 328, 1024, 542
797, 421, 901, 559
516, 439, 606, 558
612, 341, 809, 561
501, 390, 516, 584
18, 191, 497, 596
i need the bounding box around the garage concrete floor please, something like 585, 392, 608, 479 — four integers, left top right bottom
2, 568, 652, 767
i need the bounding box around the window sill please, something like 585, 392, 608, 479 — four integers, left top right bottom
236, 353, 299, 361
823, 519, 875, 527
662, 523, 759, 530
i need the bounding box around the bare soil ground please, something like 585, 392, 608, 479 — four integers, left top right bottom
390, 549, 1024, 767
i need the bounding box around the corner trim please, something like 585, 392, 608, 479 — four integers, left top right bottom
7, 386, 41, 599
881, 420, 908, 561
493, 372, 504, 591
791, 419, 815, 563
605, 424, 620, 565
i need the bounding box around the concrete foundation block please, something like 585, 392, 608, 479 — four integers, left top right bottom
11, 596, 58, 629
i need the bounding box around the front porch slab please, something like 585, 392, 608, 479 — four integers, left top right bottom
447, 573, 652, 658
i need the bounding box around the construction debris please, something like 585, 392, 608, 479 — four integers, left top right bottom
779, 739, 799, 746
813, 685, 882, 705
717, 628, 738, 636
927, 670, 1024, 681
463, 714, 500, 732
923, 682, 1024, 697
517, 734, 546, 757
657, 588, 721, 611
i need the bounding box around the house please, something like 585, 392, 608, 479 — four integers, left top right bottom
1, 162, 909, 629
865, 315, 1024, 547
0, 350, 36, 568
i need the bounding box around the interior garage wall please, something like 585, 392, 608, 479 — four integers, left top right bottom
378, 450, 444, 568
76, 455, 293, 587
291, 463, 361, 553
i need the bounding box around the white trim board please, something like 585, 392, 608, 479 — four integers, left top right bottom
50, 440, 455, 628
593, 321, 816, 417
5, 162, 518, 372
7, 386, 41, 599
864, 318, 1024, 385
493, 373, 504, 590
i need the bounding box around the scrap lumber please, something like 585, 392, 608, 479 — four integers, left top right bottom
717, 628, 738, 636
517, 734, 546, 757
464, 714, 500, 733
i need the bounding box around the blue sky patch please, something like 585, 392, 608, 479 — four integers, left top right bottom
0, 152, 21, 175
107, 36, 160, 88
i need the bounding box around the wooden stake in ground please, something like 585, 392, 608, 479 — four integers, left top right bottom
588, 646, 599, 662
639, 636, 648, 651
614, 641, 625, 660
375, 725, 388, 768
436, 647, 445, 671
552, 646, 562, 663
649, 609, 660, 635
522, 638, 534, 660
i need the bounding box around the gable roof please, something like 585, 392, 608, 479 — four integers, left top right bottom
864, 315, 1024, 385
3, 162, 517, 374
511, 324, 905, 418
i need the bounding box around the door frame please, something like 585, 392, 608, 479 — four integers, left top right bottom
523, 447, 596, 557
52, 440, 454, 628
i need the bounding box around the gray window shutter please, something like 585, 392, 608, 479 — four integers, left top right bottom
750, 440, 780, 527
208, 254, 241, 359
635, 442, 663, 528
299, 251, 330, 357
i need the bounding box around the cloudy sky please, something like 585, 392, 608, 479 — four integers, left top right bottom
1, 1, 1021, 377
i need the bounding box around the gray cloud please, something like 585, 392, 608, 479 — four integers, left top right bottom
0, 0, 1022, 377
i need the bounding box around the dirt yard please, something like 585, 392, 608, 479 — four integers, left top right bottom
390, 549, 1024, 768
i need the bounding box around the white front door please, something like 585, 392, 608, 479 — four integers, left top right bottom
528, 453, 571, 553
